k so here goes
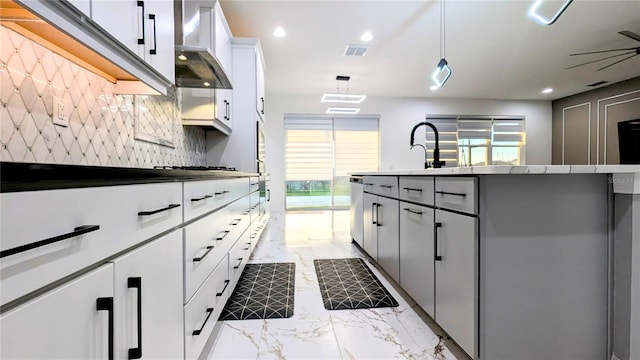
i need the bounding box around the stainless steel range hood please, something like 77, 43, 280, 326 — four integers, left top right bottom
174, 0, 232, 89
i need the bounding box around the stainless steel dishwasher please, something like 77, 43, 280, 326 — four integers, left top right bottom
349, 175, 364, 248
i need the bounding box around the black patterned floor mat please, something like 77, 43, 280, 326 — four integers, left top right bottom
219, 263, 295, 320
313, 258, 398, 310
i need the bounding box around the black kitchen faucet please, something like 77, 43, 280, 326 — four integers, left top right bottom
409, 121, 445, 169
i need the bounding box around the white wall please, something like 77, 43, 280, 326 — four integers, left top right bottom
265, 94, 552, 213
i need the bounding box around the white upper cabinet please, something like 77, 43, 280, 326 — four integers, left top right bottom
181, 2, 233, 132
255, 49, 265, 120
91, 0, 175, 83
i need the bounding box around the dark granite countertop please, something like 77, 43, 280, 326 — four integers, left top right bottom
0, 162, 259, 193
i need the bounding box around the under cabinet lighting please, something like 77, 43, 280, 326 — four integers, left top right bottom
203, 82, 211, 87
177, 54, 187, 61
321, 93, 367, 104
326, 107, 360, 114
431, 58, 452, 88
528, 0, 573, 25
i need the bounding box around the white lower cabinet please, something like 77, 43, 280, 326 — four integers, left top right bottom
435, 209, 477, 357
111, 230, 183, 360
363, 193, 378, 261
184, 255, 230, 360
399, 203, 435, 317
376, 196, 400, 282
0, 263, 115, 359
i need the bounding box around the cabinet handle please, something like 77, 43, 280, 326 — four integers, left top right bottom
127, 277, 142, 360
435, 222, 443, 261
224, 100, 230, 120
216, 280, 230, 297
403, 187, 423, 192
0, 224, 100, 258
138, 204, 180, 216
96, 297, 114, 360
193, 245, 214, 262
376, 203, 382, 227
230, 218, 242, 226
233, 257, 243, 269
192, 308, 214, 336
251, 182, 259, 186
435, 190, 466, 197
191, 195, 213, 202
371, 202, 377, 225
403, 208, 423, 215
136, 1, 145, 45
267, 189, 271, 201
217, 230, 230, 240
379, 185, 393, 189
260, 97, 265, 115
148, 14, 157, 55
214, 190, 229, 196
364, 183, 375, 186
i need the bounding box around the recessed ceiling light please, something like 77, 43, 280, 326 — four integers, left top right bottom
361, 31, 373, 42
273, 27, 286, 37
326, 107, 360, 114
541, 87, 553, 94
430, 85, 439, 91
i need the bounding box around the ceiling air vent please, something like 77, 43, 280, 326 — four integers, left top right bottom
588, 80, 609, 87
344, 44, 369, 57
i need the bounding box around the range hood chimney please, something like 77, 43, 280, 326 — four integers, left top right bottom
174, 0, 232, 89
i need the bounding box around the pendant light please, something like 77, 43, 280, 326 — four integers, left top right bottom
431, 0, 452, 88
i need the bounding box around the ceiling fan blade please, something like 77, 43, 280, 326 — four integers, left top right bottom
619, 30, 640, 42
570, 47, 638, 56
597, 54, 637, 71
566, 51, 636, 69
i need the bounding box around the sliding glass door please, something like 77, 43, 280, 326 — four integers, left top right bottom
285, 115, 379, 210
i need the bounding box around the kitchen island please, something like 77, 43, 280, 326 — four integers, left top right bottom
355, 165, 640, 360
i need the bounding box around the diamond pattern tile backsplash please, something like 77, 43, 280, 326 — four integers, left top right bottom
0, 25, 206, 167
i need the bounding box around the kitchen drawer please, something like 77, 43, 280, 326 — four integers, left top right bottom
183, 178, 248, 222
227, 194, 252, 244
183, 206, 232, 303
0, 182, 182, 306
184, 256, 230, 360
363, 176, 399, 198
0, 263, 114, 359
435, 177, 478, 215
399, 176, 434, 206
228, 230, 251, 290
250, 191, 260, 224
250, 177, 260, 194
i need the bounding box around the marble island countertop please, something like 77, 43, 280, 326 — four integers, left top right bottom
356, 165, 640, 194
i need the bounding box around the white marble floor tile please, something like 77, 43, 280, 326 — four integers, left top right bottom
289, 292, 331, 322
257, 320, 341, 360
397, 316, 457, 360
208, 320, 264, 360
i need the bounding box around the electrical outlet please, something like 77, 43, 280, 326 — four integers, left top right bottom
52, 96, 69, 127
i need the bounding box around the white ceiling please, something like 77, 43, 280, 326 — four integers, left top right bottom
220, 0, 640, 101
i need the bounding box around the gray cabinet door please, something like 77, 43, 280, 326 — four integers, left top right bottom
399, 203, 435, 317
363, 193, 378, 261
376, 196, 400, 282
435, 209, 477, 358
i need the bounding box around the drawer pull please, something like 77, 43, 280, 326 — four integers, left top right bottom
251, 182, 259, 186
379, 184, 393, 189
127, 277, 143, 360
403, 187, 423, 192
193, 245, 214, 262
217, 230, 230, 240
0, 224, 100, 258
137, 204, 180, 216
230, 218, 242, 226
191, 195, 212, 202
216, 280, 230, 297
435, 191, 466, 197
403, 208, 423, 215
435, 222, 443, 261
243, 246, 250, 251
96, 297, 114, 360
233, 257, 243, 269
214, 190, 229, 196
192, 308, 214, 336
242, 211, 250, 215
364, 183, 375, 186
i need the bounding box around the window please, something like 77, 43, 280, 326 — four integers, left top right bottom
425, 116, 525, 166
284, 115, 379, 210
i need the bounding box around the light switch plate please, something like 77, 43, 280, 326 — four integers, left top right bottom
52, 96, 69, 127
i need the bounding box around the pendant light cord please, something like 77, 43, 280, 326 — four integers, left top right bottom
439, 0, 446, 59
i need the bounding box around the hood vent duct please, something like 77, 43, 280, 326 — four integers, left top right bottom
174, 0, 232, 89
